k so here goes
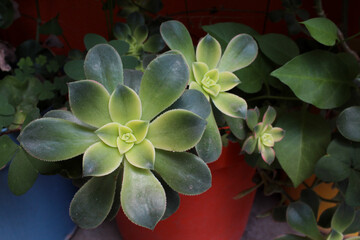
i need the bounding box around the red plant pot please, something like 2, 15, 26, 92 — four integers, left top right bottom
116, 142, 256, 240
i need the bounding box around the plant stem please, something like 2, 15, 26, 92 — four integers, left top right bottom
262, 0, 271, 34
35, 0, 41, 43
247, 95, 300, 102
344, 31, 360, 41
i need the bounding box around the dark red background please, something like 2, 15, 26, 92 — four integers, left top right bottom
1, 0, 359, 55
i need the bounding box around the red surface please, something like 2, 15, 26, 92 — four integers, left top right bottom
116, 142, 256, 240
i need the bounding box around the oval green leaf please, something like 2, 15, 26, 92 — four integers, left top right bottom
212, 92, 247, 119
337, 106, 360, 142
64, 60, 86, 80
331, 202, 355, 233
84, 33, 107, 50
125, 139, 155, 169
196, 34, 222, 69
84, 44, 123, 93
302, 17, 338, 46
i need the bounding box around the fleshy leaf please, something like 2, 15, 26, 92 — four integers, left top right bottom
109, 84, 142, 125
8, 149, 38, 195
84, 33, 107, 50
44, 110, 91, 128
69, 80, 112, 128
19, 118, 99, 161
195, 111, 222, 163
127, 12, 145, 33
196, 34, 221, 69
113, 22, 131, 40
143, 34, 165, 53
160, 20, 195, 68
70, 171, 118, 229
337, 106, 360, 142
263, 106, 276, 125
121, 160, 166, 229
192, 62, 209, 84
224, 115, 246, 140
212, 92, 247, 118
154, 150, 211, 195
246, 108, 260, 131
168, 89, 211, 119
84, 44, 124, 93
117, 137, 134, 154
218, 71, 240, 91
134, 25, 148, 43
345, 171, 360, 207
218, 34, 258, 72
83, 142, 123, 177
108, 40, 129, 55
331, 202, 355, 233
147, 109, 206, 151
242, 136, 257, 154
139, 54, 189, 120
125, 139, 155, 169
64, 60, 86, 80
126, 120, 149, 144
0, 135, 19, 168
189, 81, 209, 100
123, 69, 143, 94
287, 202, 323, 240
95, 123, 119, 147
302, 17, 338, 46
260, 146, 275, 165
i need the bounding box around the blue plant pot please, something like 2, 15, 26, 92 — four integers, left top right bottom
0, 166, 77, 240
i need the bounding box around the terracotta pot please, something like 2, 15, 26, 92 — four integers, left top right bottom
116, 142, 256, 240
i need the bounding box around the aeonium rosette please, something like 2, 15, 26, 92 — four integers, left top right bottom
160, 20, 258, 162
18, 44, 212, 230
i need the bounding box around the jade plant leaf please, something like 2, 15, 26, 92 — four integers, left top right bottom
8, 148, 38, 195
257, 33, 299, 65
84, 33, 107, 50
275, 112, 331, 187
108, 40, 129, 55
218, 34, 258, 73
125, 139, 155, 169
83, 142, 123, 177
331, 202, 355, 233
168, 89, 211, 119
212, 92, 247, 119
271, 50, 351, 109
287, 202, 323, 240
109, 84, 141, 124
121, 160, 166, 229
64, 59, 86, 80
19, 118, 99, 161
69, 80, 112, 128
196, 34, 222, 69
154, 150, 211, 195
139, 54, 189, 120
195, 111, 222, 163
160, 20, 195, 67
147, 109, 206, 152
302, 17, 338, 46
337, 106, 360, 142
70, 170, 118, 229
84, 44, 123, 93
0, 135, 19, 168
143, 34, 165, 53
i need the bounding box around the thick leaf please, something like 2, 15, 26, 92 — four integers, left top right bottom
202, 23, 259, 49
218, 34, 258, 73
302, 17, 338, 46
160, 180, 180, 220
113, 22, 131, 40
83, 142, 123, 177
192, 62, 209, 84
235, 53, 272, 93
139, 54, 189, 120
126, 120, 149, 144
196, 34, 221, 69
147, 109, 206, 151
195, 111, 222, 163
263, 106, 276, 126
108, 40, 129, 55
125, 139, 155, 169
69, 80, 112, 128
242, 136, 257, 154
246, 108, 260, 131
8, 149, 38, 195
134, 25, 148, 43
300, 189, 320, 217
224, 115, 246, 140
127, 12, 145, 33
109, 84, 142, 124
331, 202, 355, 233
344, 210, 360, 234
218, 71, 240, 91
337, 106, 360, 142
84, 44, 123, 93
0, 135, 19, 167
154, 150, 211, 195
327, 230, 343, 240
168, 89, 211, 119
84, 33, 107, 50
19, 118, 99, 161
121, 56, 140, 69
315, 139, 353, 182
121, 160, 166, 229
271, 50, 351, 109
275, 112, 331, 187
64, 60, 86, 80
257, 33, 299, 65
143, 34, 165, 53
287, 202, 323, 240
212, 92, 247, 118
95, 123, 120, 147
44, 110, 91, 128
345, 171, 360, 206
70, 171, 118, 228
160, 20, 195, 68
107, 171, 123, 221
123, 69, 143, 94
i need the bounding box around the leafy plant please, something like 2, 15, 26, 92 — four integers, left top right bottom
19, 44, 212, 229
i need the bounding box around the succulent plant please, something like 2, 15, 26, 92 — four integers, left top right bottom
160, 20, 258, 163
18, 44, 212, 229
242, 106, 285, 164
